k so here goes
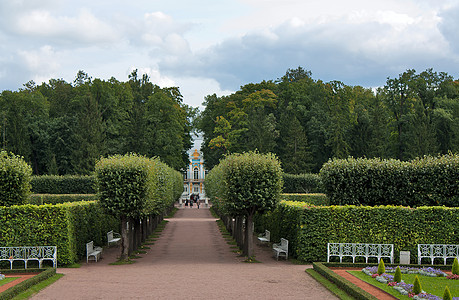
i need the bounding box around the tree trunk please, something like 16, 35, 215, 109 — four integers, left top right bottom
120, 216, 130, 261
236, 216, 244, 249
142, 217, 148, 243
134, 218, 142, 251
244, 214, 254, 258
129, 217, 135, 256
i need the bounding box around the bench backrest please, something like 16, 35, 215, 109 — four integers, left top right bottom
280, 238, 288, 250
107, 230, 114, 241
0, 246, 56, 260
86, 241, 94, 253
27, 246, 57, 259
418, 244, 459, 257
328, 243, 393, 257
265, 230, 270, 241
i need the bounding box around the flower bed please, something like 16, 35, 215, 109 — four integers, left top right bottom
362, 266, 458, 299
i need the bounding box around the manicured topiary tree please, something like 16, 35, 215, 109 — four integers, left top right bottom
413, 275, 422, 295
443, 286, 452, 300
0, 151, 32, 206
377, 259, 386, 275
394, 266, 402, 283
452, 257, 459, 275
214, 151, 283, 258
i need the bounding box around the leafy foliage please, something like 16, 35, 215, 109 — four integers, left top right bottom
95, 153, 182, 219
0, 201, 118, 265
453, 258, 459, 275
206, 151, 283, 217
256, 201, 459, 262
198, 68, 459, 172
30, 175, 96, 194
377, 259, 386, 275
444, 286, 452, 300
0, 151, 32, 206
282, 173, 322, 193
320, 154, 459, 207
0, 70, 194, 175
413, 275, 422, 294
394, 266, 402, 283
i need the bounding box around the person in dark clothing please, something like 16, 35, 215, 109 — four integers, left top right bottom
195, 193, 200, 209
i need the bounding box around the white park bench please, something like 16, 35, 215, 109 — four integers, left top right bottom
273, 238, 288, 260
327, 243, 394, 263
107, 230, 121, 246
258, 230, 270, 243
0, 246, 57, 269
86, 241, 102, 263
418, 244, 459, 265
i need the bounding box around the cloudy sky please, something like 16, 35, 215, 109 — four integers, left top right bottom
0, 0, 458, 108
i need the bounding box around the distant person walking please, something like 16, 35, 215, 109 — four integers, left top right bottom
190, 194, 194, 208
196, 193, 200, 209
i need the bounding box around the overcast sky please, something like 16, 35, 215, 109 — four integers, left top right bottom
0, 0, 458, 108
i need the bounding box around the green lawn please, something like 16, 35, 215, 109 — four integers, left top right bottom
349, 271, 459, 299
0, 277, 19, 287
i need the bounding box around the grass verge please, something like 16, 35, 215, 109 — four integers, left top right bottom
305, 269, 354, 300
11, 274, 64, 300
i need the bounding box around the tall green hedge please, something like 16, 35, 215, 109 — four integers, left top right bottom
0, 151, 32, 206
257, 201, 459, 262
320, 154, 459, 207
0, 201, 118, 265
282, 173, 323, 193
281, 194, 329, 206
28, 194, 97, 205
30, 175, 96, 194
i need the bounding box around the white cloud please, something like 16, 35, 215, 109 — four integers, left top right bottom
0, 0, 458, 107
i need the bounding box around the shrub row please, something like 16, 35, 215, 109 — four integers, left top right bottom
0, 151, 32, 206
313, 262, 378, 300
28, 194, 97, 205
320, 154, 459, 207
256, 201, 459, 263
30, 175, 96, 194
281, 194, 329, 206
0, 201, 119, 265
282, 173, 323, 193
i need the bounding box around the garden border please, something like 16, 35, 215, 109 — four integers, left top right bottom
312, 262, 453, 300
0, 268, 55, 300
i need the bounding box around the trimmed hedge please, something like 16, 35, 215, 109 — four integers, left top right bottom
28, 194, 97, 205
320, 154, 459, 207
313, 262, 378, 300
281, 194, 329, 206
282, 173, 323, 193
30, 175, 96, 194
96, 154, 182, 219
0, 202, 119, 265
256, 201, 459, 263
0, 151, 32, 206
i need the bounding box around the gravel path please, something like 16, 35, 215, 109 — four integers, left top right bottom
31, 207, 338, 299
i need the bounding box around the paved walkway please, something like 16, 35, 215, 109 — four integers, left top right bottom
32, 207, 337, 299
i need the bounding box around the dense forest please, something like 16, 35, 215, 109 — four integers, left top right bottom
1, 67, 458, 175
0, 70, 196, 175
198, 67, 459, 173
